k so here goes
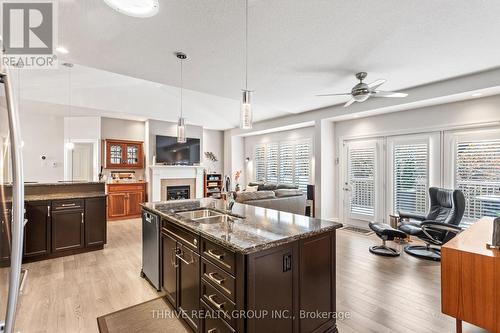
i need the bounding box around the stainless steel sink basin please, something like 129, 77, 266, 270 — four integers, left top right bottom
177, 209, 222, 220
194, 215, 236, 224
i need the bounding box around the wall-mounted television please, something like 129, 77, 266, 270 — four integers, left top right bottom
155, 135, 200, 165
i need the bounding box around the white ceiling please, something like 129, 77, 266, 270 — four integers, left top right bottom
16, 0, 500, 129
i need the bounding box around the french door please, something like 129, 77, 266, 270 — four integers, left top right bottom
342, 139, 384, 227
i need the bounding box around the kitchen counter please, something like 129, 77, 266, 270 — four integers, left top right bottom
141, 198, 342, 254
2, 181, 106, 203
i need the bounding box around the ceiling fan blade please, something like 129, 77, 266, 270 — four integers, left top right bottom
315, 93, 351, 97
367, 79, 386, 90
372, 90, 408, 98
344, 98, 356, 107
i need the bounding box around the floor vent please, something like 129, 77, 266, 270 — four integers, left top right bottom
341, 226, 373, 235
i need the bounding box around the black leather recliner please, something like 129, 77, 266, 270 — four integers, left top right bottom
398, 187, 465, 261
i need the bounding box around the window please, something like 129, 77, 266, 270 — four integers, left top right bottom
393, 143, 429, 215
455, 138, 500, 225
348, 146, 375, 217
253, 139, 312, 191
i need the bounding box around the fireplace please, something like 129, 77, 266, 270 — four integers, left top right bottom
166, 185, 190, 200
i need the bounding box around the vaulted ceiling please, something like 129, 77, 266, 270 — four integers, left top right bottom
17, 0, 500, 129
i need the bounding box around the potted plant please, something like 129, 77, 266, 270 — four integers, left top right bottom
233, 170, 242, 192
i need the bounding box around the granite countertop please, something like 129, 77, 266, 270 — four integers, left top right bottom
142, 198, 342, 254
1, 181, 106, 187
3, 191, 107, 203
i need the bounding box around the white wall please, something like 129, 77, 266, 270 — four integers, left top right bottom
203, 129, 224, 174
243, 126, 315, 187
332, 94, 500, 221
19, 107, 65, 183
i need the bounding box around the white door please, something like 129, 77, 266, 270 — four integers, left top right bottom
71, 143, 93, 182
342, 139, 384, 227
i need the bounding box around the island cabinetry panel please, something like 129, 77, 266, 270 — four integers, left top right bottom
51, 199, 85, 253
246, 242, 299, 333
161, 222, 200, 332
85, 197, 107, 247
299, 233, 337, 333
107, 183, 146, 220
24, 201, 51, 257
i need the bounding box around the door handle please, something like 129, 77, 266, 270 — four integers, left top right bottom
207, 294, 225, 310
207, 329, 217, 333
81, 212, 84, 224
207, 272, 225, 285
47, 205, 51, 217
171, 248, 179, 268
206, 249, 224, 261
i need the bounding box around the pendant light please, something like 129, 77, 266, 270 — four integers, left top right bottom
240, 0, 252, 129
63, 62, 75, 150
176, 52, 187, 143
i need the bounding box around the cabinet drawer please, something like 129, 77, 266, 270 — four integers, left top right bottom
107, 184, 145, 192
52, 199, 84, 210
201, 279, 236, 328
163, 221, 199, 252
202, 258, 235, 301
202, 239, 235, 275
201, 300, 235, 333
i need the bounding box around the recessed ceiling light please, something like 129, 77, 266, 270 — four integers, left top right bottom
471, 92, 483, 97
103, 0, 159, 18
56, 46, 69, 54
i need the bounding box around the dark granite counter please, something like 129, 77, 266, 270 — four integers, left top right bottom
1, 182, 106, 203
142, 198, 342, 254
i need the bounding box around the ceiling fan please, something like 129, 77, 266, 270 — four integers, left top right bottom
316, 72, 408, 107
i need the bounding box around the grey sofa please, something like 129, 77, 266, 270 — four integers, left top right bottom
235, 183, 306, 215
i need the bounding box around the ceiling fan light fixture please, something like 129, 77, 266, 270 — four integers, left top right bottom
103, 0, 159, 18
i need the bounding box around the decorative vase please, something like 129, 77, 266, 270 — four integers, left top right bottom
235, 184, 241, 192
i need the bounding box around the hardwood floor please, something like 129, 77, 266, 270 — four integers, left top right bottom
0, 219, 488, 333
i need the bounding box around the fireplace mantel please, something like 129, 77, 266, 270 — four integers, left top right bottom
150, 165, 205, 201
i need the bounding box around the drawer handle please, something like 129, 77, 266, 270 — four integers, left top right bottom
61, 203, 77, 207
207, 294, 225, 310
207, 272, 225, 285
207, 329, 217, 333
207, 249, 224, 260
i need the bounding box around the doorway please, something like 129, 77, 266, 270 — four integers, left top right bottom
71, 143, 94, 182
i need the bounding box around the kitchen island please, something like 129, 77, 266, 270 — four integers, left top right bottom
141, 198, 342, 333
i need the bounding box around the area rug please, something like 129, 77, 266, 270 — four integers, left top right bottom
97, 297, 190, 333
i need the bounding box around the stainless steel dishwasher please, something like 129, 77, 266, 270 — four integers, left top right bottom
141, 210, 161, 291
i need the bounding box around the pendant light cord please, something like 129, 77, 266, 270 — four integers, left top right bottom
180, 57, 183, 118
245, 0, 248, 90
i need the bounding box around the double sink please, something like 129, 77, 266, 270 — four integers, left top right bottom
176, 209, 242, 225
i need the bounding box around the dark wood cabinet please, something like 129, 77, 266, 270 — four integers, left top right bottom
107, 183, 146, 220
85, 197, 107, 247
51, 200, 85, 253
0, 206, 11, 265
162, 232, 178, 308
24, 201, 51, 257
161, 226, 201, 333
104, 139, 144, 169
178, 245, 200, 331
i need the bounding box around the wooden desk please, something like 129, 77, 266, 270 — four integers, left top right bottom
441, 217, 500, 333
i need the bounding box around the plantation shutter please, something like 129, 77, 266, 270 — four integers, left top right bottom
279, 142, 294, 184
349, 147, 375, 217
393, 143, 429, 215
254, 145, 266, 182
455, 138, 500, 226
266, 143, 279, 183
295, 140, 311, 192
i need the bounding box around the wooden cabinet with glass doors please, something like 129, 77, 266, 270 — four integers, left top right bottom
104, 139, 144, 169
